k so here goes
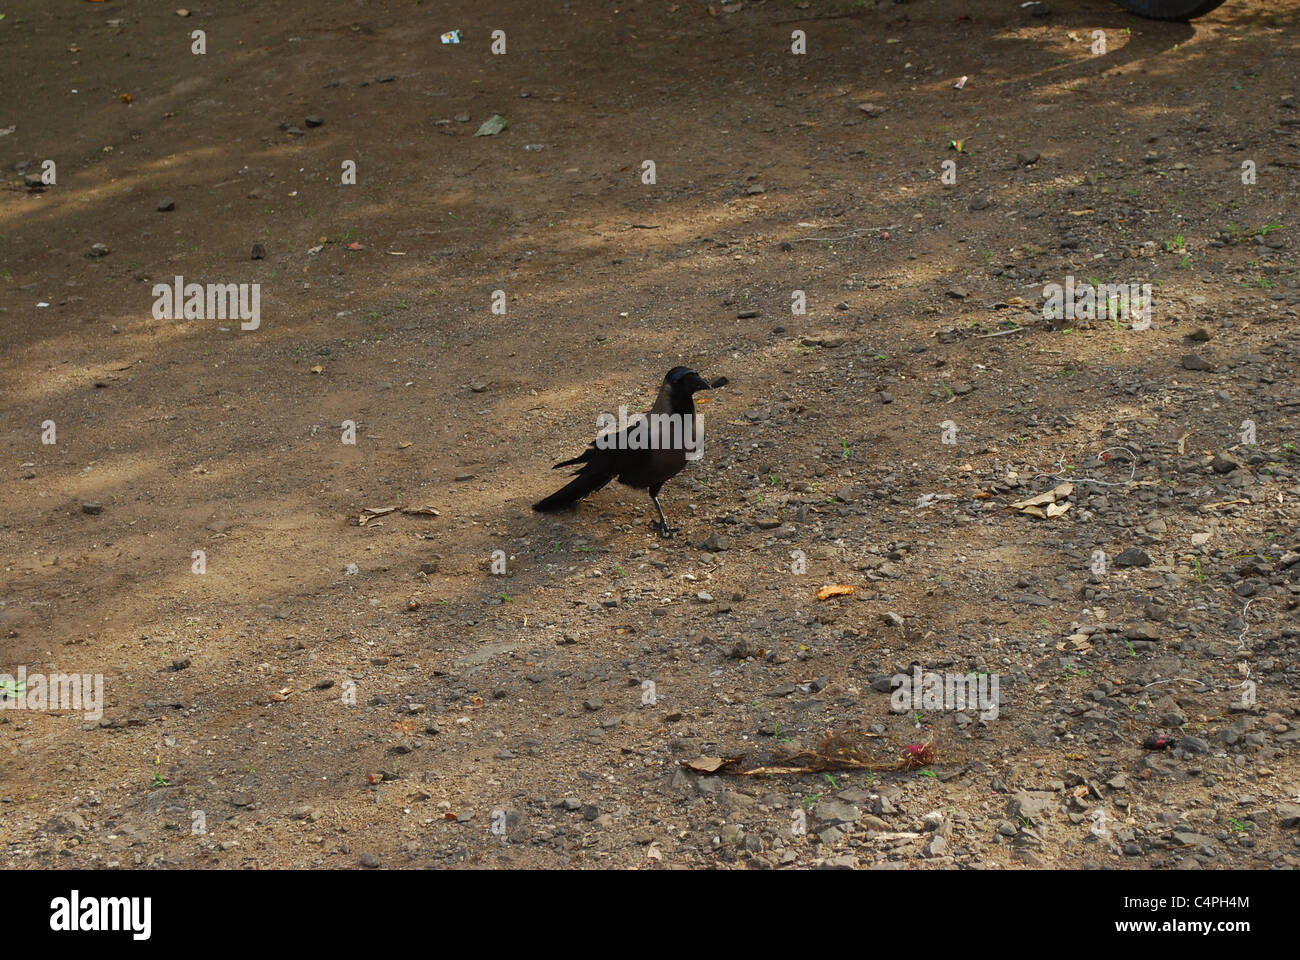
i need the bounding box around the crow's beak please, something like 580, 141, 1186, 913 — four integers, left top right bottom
689, 373, 713, 394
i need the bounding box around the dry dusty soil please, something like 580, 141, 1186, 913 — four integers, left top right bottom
2, 0, 1299, 870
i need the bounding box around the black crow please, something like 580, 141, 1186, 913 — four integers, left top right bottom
533, 367, 714, 536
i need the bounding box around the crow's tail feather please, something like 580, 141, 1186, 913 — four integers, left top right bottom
532, 469, 613, 512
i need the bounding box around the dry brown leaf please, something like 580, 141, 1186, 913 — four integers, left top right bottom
1010, 482, 1074, 509
684, 756, 726, 773
816, 584, 855, 601
357, 505, 398, 526
1203, 499, 1249, 511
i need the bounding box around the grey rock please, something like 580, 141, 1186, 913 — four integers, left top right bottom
1007, 791, 1055, 823
701, 533, 729, 552
813, 801, 861, 826
1115, 547, 1151, 567
1277, 803, 1300, 829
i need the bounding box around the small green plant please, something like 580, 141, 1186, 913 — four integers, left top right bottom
0, 677, 24, 699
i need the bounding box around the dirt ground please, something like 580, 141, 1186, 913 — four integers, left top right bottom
2, 0, 1299, 870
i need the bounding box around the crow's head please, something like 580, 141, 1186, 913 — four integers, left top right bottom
664, 366, 713, 396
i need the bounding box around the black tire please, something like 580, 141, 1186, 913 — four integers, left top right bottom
1111, 0, 1228, 20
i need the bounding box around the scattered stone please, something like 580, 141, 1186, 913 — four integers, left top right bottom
701, 533, 729, 552
46, 813, 87, 834
1115, 547, 1151, 568
157, 197, 175, 212
812, 801, 861, 826
81, 502, 103, 515
1211, 454, 1239, 474
1277, 803, 1300, 829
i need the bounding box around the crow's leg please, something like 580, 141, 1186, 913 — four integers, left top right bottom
649, 487, 676, 537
